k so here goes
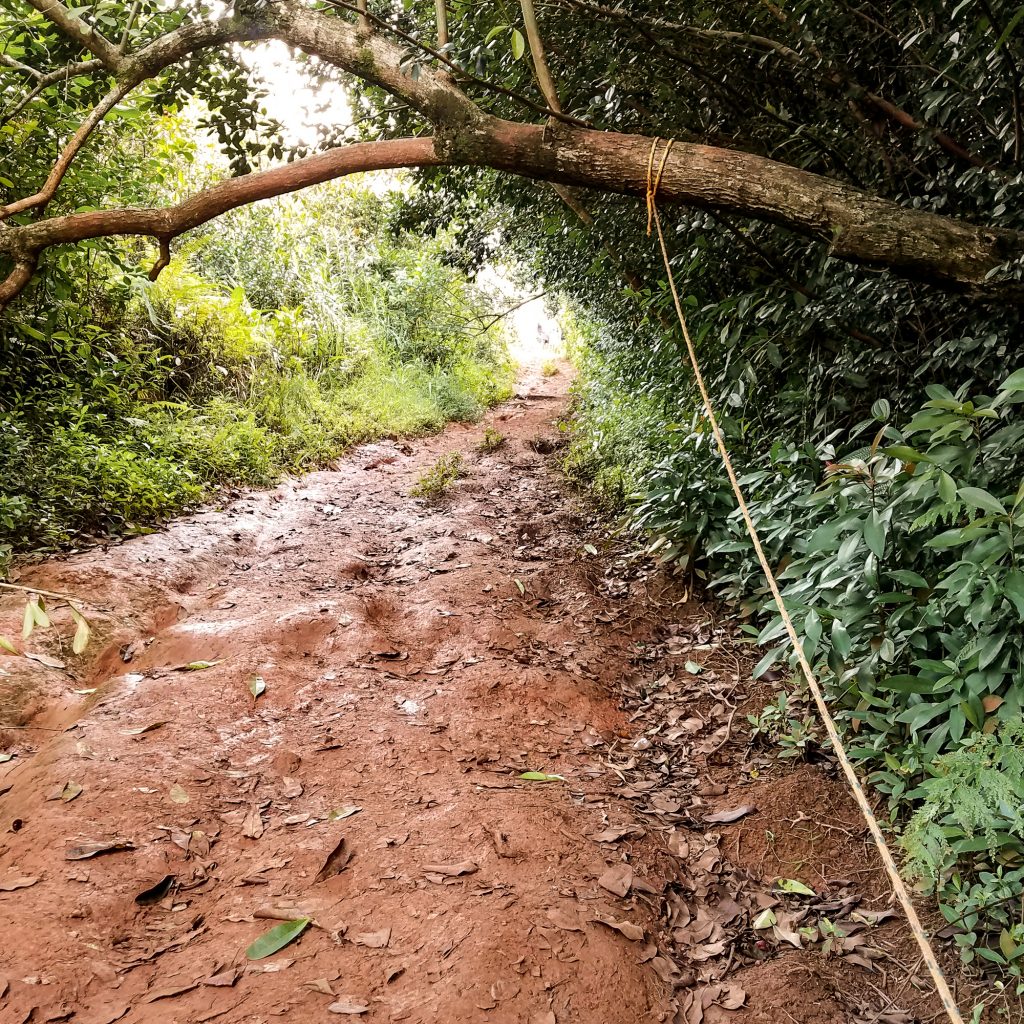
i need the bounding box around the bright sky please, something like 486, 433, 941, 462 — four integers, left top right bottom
246, 41, 352, 149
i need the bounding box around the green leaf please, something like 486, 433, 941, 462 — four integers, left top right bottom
958, 486, 1006, 516
882, 444, 929, 464
510, 28, 526, 59
514, 578, 525, 595
69, 606, 90, 655
863, 510, 886, 558
0, 636, 17, 654
21, 601, 34, 640
245, 917, 311, 960
519, 771, 565, 782
485, 23, 508, 42
583, 543, 598, 555
830, 619, 851, 659
777, 878, 816, 896
753, 908, 777, 929
994, 7, 1024, 50
249, 675, 267, 700
178, 660, 222, 671
684, 659, 703, 675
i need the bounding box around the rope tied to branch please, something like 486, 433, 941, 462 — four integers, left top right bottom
644, 137, 965, 1024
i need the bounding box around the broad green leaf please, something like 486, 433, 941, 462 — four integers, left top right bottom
510, 28, 526, 60
777, 878, 816, 896
0, 636, 16, 654
753, 908, 777, 929
245, 917, 311, 960
998, 367, 1024, 392
69, 606, 90, 655
958, 486, 1006, 516
830, 619, 851, 659
863, 510, 886, 558
519, 771, 565, 782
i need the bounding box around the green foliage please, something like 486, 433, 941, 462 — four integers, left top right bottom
479, 426, 506, 453
410, 453, 465, 500
0, 173, 512, 553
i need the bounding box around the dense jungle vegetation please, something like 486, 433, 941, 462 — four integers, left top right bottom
2, 0, 1024, 994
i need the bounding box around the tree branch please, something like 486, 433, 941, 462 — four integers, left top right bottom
23, 0, 121, 70
1, 81, 130, 220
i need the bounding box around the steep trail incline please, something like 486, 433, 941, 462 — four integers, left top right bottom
0, 366, 949, 1024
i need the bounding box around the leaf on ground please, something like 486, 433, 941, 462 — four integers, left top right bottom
590, 913, 644, 941
776, 878, 816, 897
202, 968, 241, 987
704, 805, 756, 824
514, 578, 526, 595
169, 784, 189, 805
281, 777, 302, 798
241, 803, 264, 839
590, 825, 644, 843
328, 805, 361, 821
135, 875, 176, 906
174, 660, 222, 671
421, 861, 478, 877
121, 721, 166, 735
65, 840, 134, 860
519, 771, 565, 782
249, 675, 267, 700
752, 908, 777, 929
246, 917, 311, 960
328, 998, 369, 1015
47, 780, 83, 802
350, 927, 390, 949
684, 660, 703, 675
545, 908, 583, 931
142, 980, 199, 1003
0, 636, 17, 654
314, 836, 353, 883
850, 908, 898, 926
0, 753, 12, 763
0, 874, 39, 891
598, 862, 634, 897
303, 978, 336, 996
24, 651, 65, 669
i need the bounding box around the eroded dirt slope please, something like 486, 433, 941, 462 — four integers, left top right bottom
0, 366, 953, 1024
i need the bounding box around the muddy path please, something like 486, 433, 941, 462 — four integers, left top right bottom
0, 365, 955, 1024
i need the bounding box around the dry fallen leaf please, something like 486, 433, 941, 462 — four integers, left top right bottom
421, 861, 478, 877
590, 913, 644, 941
314, 835, 353, 883
24, 651, 65, 669
304, 978, 336, 996
704, 805, 756, 824
328, 998, 369, 1015
598, 862, 633, 898
350, 928, 391, 949
590, 825, 644, 843
242, 804, 264, 840
65, 840, 134, 861
0, 875, 38, 892
202, 968, 241, 988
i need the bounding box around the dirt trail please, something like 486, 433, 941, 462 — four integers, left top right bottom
0, 365, 950, 1024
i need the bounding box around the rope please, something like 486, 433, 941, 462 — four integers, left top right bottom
644, 139, 964, 1024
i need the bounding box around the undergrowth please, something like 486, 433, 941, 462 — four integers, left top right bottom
410, 453, 465, 500
565, 310, 1024, 986
0, 184, 513, 551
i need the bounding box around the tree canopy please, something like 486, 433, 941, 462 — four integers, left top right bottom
2, 0, 1023, 309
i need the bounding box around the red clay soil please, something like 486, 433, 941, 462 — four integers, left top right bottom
0, 365, 966, 1024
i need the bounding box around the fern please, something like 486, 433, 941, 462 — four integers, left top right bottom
901, 718, 1024, 888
